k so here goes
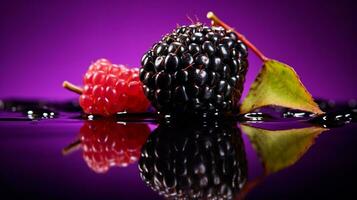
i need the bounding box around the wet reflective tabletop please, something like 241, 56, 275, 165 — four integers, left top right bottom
0, 99, 356, 199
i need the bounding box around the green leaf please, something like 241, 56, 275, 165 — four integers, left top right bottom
241, 125, 327, 174
240, 60, 324, 114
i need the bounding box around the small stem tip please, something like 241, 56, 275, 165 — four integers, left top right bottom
207, 11, 269, 62
63, 81, 83, 95
62, 139, 81, 155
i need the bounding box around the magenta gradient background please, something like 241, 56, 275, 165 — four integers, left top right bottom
0, 0, 356, 101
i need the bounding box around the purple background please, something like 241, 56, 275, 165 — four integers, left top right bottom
0, 0, 356, 100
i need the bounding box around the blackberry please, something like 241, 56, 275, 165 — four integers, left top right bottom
139, 120, 247, 199
140, 23, 248, 114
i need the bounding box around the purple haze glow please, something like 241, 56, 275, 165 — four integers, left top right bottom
0, 0, 356, 101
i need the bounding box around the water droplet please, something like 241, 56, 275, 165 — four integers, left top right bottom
42, 113, 48, 118
244, 112, 264, 121
49, 112, 55, 118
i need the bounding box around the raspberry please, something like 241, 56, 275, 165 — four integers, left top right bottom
79, 120, 150, 173
139, 24, 248, 114
139, 120, 247, 199
64, 58, 150, 116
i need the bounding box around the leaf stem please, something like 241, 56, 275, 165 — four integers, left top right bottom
63, 81, 83, 95
207, 11, 269, 62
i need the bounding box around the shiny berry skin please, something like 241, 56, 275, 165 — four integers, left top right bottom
140, 24, 248, 114
79, 58, 150, 116
80, 120, 150, 173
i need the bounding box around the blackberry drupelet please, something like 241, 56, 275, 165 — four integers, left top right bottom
140, 23, 248, 114
139, 120, 247, 199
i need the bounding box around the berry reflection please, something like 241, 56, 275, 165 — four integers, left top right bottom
139, 120, 247, 199
64, 120, 150, 173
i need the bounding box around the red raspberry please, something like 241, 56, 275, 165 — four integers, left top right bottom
79, 120, 150, 173
72, 58, 150, 116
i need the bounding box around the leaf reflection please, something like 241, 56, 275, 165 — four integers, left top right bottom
237, 124, 328, 199
241, 125, 327, 174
